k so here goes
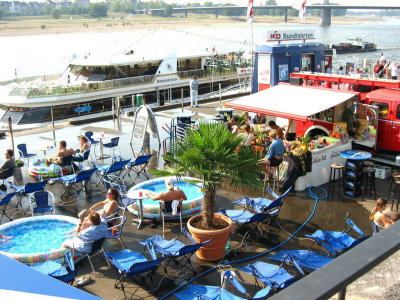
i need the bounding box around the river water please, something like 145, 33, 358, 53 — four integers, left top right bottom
1, 17, 400, 81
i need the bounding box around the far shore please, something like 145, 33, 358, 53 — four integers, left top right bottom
0, 14, 384, 37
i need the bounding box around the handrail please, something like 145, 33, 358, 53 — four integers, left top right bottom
269, 221, 400, 300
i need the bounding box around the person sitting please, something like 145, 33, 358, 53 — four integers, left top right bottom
258, 130, 285, 179
72, 136, 90, 162
62, 211, 107, 254
224, 116, 239, 134
147, 178, 187, 214
369, 198, 393, 229
77, 188, 120, 231
46, 140, 75, 166
268, 121, 284, 140
238, 124, 255, 146
251, 113, 266, 125
240, 111, 251, 124
0, 149, 15, 180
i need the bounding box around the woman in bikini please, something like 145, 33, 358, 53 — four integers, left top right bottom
369, 198, 393, 229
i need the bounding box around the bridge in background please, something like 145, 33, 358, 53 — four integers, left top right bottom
139, 5, 400, 26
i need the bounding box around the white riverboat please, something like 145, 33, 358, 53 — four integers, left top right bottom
0, 47, 251, 131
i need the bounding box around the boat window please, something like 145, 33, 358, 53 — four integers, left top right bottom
371, 101, 389, 118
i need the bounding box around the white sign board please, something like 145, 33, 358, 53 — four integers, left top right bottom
237, 67, 253, 75
258, 54, 271, 84
133, 106, 149, 141
267, 30, 316, 42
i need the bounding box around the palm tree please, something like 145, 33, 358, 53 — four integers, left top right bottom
151, 121, 262, 229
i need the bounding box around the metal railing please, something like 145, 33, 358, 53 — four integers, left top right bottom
7, 65, 240, 99
269, 221, 400, 300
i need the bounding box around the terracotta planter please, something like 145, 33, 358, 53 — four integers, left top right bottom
187, 214, 233, 261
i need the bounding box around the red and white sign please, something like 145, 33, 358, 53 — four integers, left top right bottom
237, 67, 253, 75
258, 54, 271, 85
267, 30, 315, 42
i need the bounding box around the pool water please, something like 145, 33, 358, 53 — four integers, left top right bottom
0, 220, 76, 254
140, 181, 202, 205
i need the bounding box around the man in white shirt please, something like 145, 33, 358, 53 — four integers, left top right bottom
390, 61, 398, 80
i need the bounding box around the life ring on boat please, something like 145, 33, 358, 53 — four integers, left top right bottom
28, 159, 73, 178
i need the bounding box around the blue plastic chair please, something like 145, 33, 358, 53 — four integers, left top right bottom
85, 131, 99, 159
17, 143, 36, 165
104, 246, 167, 299
58, 168, 97, 199
371, 221, 384, 235
31, 251, 77, 285
140, 228, 211, 275
7, 180, 48, 212
268, 250, 334, 272
125, 153, 154, 182
0, 192, 18, 222
102, 175, 136, 217
103, 137, 121, 157
30, 190, 54, 215
239, 261, 298, 291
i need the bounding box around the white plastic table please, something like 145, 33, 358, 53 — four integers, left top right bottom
92, 133, 110, 159
126, 188, 150, 229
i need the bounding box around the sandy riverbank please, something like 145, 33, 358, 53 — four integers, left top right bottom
0, 14, 382, 37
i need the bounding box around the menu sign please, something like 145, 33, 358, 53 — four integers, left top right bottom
133, 106, 149, 141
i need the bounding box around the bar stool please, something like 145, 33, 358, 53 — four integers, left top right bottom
363, 161, 374, 168
387, 172, 400, 201
362, 167, 376, 201
262, 165, 281, 196
391, 179, 400, 212
328, 164, 344, 201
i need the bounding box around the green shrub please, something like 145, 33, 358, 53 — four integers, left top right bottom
40, 24, 46, 29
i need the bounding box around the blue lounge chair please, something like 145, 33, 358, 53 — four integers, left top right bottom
104, 246, 167, 300
140, 228, 211, 275
175, 270, 271, 300
58, 168, 97, 199
31, 251, 77, 285
305, 230, 364, 257
7, 180, 48, 212
105, 216, 127, 249
268, 250, 334, 272
103, 137, 121, 158
93, 160, 131, 186
238, 261, 298, 291
125, 153, 154, 182
220, 208, 276, 240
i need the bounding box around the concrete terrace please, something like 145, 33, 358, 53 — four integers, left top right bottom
0, 99, 399, 300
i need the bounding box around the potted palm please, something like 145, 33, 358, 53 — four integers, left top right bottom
150, 121, 261, 261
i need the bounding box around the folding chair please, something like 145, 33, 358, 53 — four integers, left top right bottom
160, 200, 183, 237
232, 187, 291, 215
104, 246, 167, 300
30, 190, 55, 215
305, 229, 365, 257
140, 228, 211, 276
268, 250, 334, 273
105, 216, 127, 249
79, 237, 107, 274
17, 143, 36, 165
175, 270, 271, 300
103, 137, 121, 158
58, 168, 97, 199
125, 153, 154, 182
238, 261, 298, 291
31, 251, 77, 285
220, 209, 275, 241
0, 192, 18, 223
345, 215, 366, 237
93, 160, 131, 186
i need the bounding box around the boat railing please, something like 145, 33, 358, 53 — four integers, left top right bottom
8, 65, 240, 98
